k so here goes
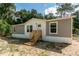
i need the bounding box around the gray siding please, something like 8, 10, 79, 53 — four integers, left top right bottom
12, 24, 24, 34
46, 18, 72, 38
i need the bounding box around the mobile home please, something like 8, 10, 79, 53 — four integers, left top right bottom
12, 16, 74, 43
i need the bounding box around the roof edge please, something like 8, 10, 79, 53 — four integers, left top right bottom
45, 16, 76, 21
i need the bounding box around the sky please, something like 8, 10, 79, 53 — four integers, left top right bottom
16, 3, 57, 15
16, 3, 79, 15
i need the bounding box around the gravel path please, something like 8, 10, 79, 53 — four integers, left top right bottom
0, 37, 79, 56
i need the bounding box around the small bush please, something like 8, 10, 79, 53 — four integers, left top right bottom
73, 28, 79, 35
0, 20, 11, 36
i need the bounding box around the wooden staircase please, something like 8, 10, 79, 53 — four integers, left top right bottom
25, 30, 42, 46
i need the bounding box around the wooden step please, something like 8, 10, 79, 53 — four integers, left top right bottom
25, 30, 42, 46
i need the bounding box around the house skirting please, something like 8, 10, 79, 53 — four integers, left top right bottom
43, 36, 72, 44
12, 34, 26, 39
12, 34, 72, 44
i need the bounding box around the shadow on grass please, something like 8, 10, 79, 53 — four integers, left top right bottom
0, 36, 70, 53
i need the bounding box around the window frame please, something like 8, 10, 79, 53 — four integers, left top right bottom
27, 25, 33, 32
49, 21, 58, 34
30, 25, 33, 32
38, 24, 41, 27
27, 25, 30, 32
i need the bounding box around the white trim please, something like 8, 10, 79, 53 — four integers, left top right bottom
49, 21, 58, 34
26, 25, 33, 32
24, 25, 26, 35
71, 17, 73, 40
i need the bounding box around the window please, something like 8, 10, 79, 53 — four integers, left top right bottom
30, 25, 33, 32
27, 25, 33, 32
13, 25, 24, 34
49, 22, 58, 34
27, 25, 29, 32
14, 27, 15, 32
38, 24, 41, 27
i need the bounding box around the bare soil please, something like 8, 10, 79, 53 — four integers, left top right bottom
0, 36, 79, 56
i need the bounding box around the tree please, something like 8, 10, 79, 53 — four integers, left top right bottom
31, 9, 37, 18
73, 11, 79, 29
0, 3, 15, 36
0, 20, 11, 36
56, 3, 75, 17
19, 9, 31, 22
15, 9, 32, 24
15, 9, 44, 24
44, 13, 56, 20
0, 3, 16, 24
36, 13, 43, 19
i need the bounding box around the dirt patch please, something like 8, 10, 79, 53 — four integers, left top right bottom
0, 36, 79, 56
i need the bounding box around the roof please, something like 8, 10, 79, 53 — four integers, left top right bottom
12, 23, 25, 26
12, 16, 75, 26
26, 16, 75, 22
25, 18, 45, 23
45, 16, 76, 21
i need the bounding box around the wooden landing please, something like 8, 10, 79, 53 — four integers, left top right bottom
25, 30, 42, 46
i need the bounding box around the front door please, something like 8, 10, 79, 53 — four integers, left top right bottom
26, 23, 42, 39
26, 25, 33, 39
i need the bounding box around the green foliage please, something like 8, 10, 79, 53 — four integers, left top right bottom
73, 11, 79, 29
45, 13, 56, 20
15, 9, 32, 24
57, 3, 75, 17
36, 13, 43, 19
73, 28, 79, 34
72, 10, 79, 34
0, 3, 16, 24
31, 9, 37, 18
0, 20, 11, 36
15, 8, 57, 24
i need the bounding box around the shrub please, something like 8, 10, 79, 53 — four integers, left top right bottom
73, 28, 79, 35
0, 20, 11, 36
